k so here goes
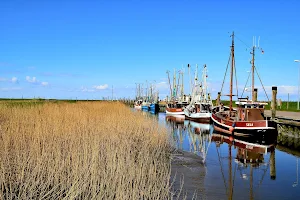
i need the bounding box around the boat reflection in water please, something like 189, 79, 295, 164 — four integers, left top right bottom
166, 115, 213, 163
212, 132, 276, 200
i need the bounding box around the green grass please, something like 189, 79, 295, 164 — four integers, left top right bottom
213, 100, 300, 112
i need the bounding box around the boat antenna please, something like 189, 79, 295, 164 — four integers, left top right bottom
249, 36, 269, 101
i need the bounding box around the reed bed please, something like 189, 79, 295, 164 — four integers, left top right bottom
0, 101, 173, 199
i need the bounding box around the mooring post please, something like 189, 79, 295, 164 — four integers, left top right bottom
270, 150, 276, 180
216, 92, 221, 106
271, 86, 277, 119
253, 88, 258, 102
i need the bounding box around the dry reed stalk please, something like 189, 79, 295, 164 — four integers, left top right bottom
0, 101, 172, 199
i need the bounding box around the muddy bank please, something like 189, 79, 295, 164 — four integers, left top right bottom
170, 150, 207, 200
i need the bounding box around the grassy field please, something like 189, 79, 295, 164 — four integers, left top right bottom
212, 100, 300, 112
0, 101, 175, 199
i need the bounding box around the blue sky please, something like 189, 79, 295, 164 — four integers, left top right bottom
1, 0, 300, 100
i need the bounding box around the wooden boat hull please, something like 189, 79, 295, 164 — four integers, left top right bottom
184, 111, 211, 123
211, 113, 278, 145
166, 107, 184, 115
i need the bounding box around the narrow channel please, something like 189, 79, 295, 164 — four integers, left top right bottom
144, 111, 300, 200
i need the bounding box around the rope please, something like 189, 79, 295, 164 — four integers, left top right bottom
241, 70, 251, 97
231, 162, 238, 199
216, 144, 228, 196
234, 56, 239, 98
255, 66, 270, 102
235, 35, 251, 49
221, 52, 232, 94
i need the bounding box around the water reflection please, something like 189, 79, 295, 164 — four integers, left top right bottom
166, 115, 213, 163
162, 112, 300, 199
211, 133, 276, 200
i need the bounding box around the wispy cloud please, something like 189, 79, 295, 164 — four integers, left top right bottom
0, 77, 19, 83
80, 86, 95, 92
0, 87, 22, 91
26, 76, 49, 86
26, 76, 37, 83
93, 84, 109, 90
11, 77, 18, 83
41, 82, 49, 86
155, 81, 169, 90
40, 72, 87, 78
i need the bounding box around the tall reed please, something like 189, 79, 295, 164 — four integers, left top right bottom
0, 101, 172, 199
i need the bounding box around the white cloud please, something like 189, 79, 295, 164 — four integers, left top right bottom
155, 81, 169, 90
80, 86, 95, 92
26, 76, 49, 86
0, 77, 19, 83
41, 82, 49, 86
93, 84, 109, 90
26, 76, 37, 83
11, 77, 18, 83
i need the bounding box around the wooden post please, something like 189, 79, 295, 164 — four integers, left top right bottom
270, 150, 276, 180
287, 93, 289, 110
253, 88, 258, 102
271, 86, 277, 119
216, 92, 221, 106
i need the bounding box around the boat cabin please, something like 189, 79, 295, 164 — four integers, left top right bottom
194, 102, 212, 113
135, 99, 143, 106
235, 98, 268, 121
167, 101, 189, 109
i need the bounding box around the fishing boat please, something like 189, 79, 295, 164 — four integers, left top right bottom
184, 64, 213, 123
134, 83, 143, 109
141, 101, 150, 111
134, 99, 143, 110
211, 32, 277, 145
165, 68, 189, 115
148, 83, 160, 113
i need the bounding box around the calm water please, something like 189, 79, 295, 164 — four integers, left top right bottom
143, 111, 300, 200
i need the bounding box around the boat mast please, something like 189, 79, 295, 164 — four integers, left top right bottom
251, 44, 255, 101
173, 68, 177, 100
203, 64, 207, 101
166, 71, 172, 102
229, 32, 235, 113
188, 64, 192, 96
180, 68, 184, 102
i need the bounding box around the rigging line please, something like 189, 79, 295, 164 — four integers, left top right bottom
216, 144, 229, 196
255, 67, 270, 102
235, 35, 251, 49
231, 161, 238, 199
241, 69, 251, 97
234, 55, 239, 98
221, 52, 232, 94
257, 157, 271, 187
